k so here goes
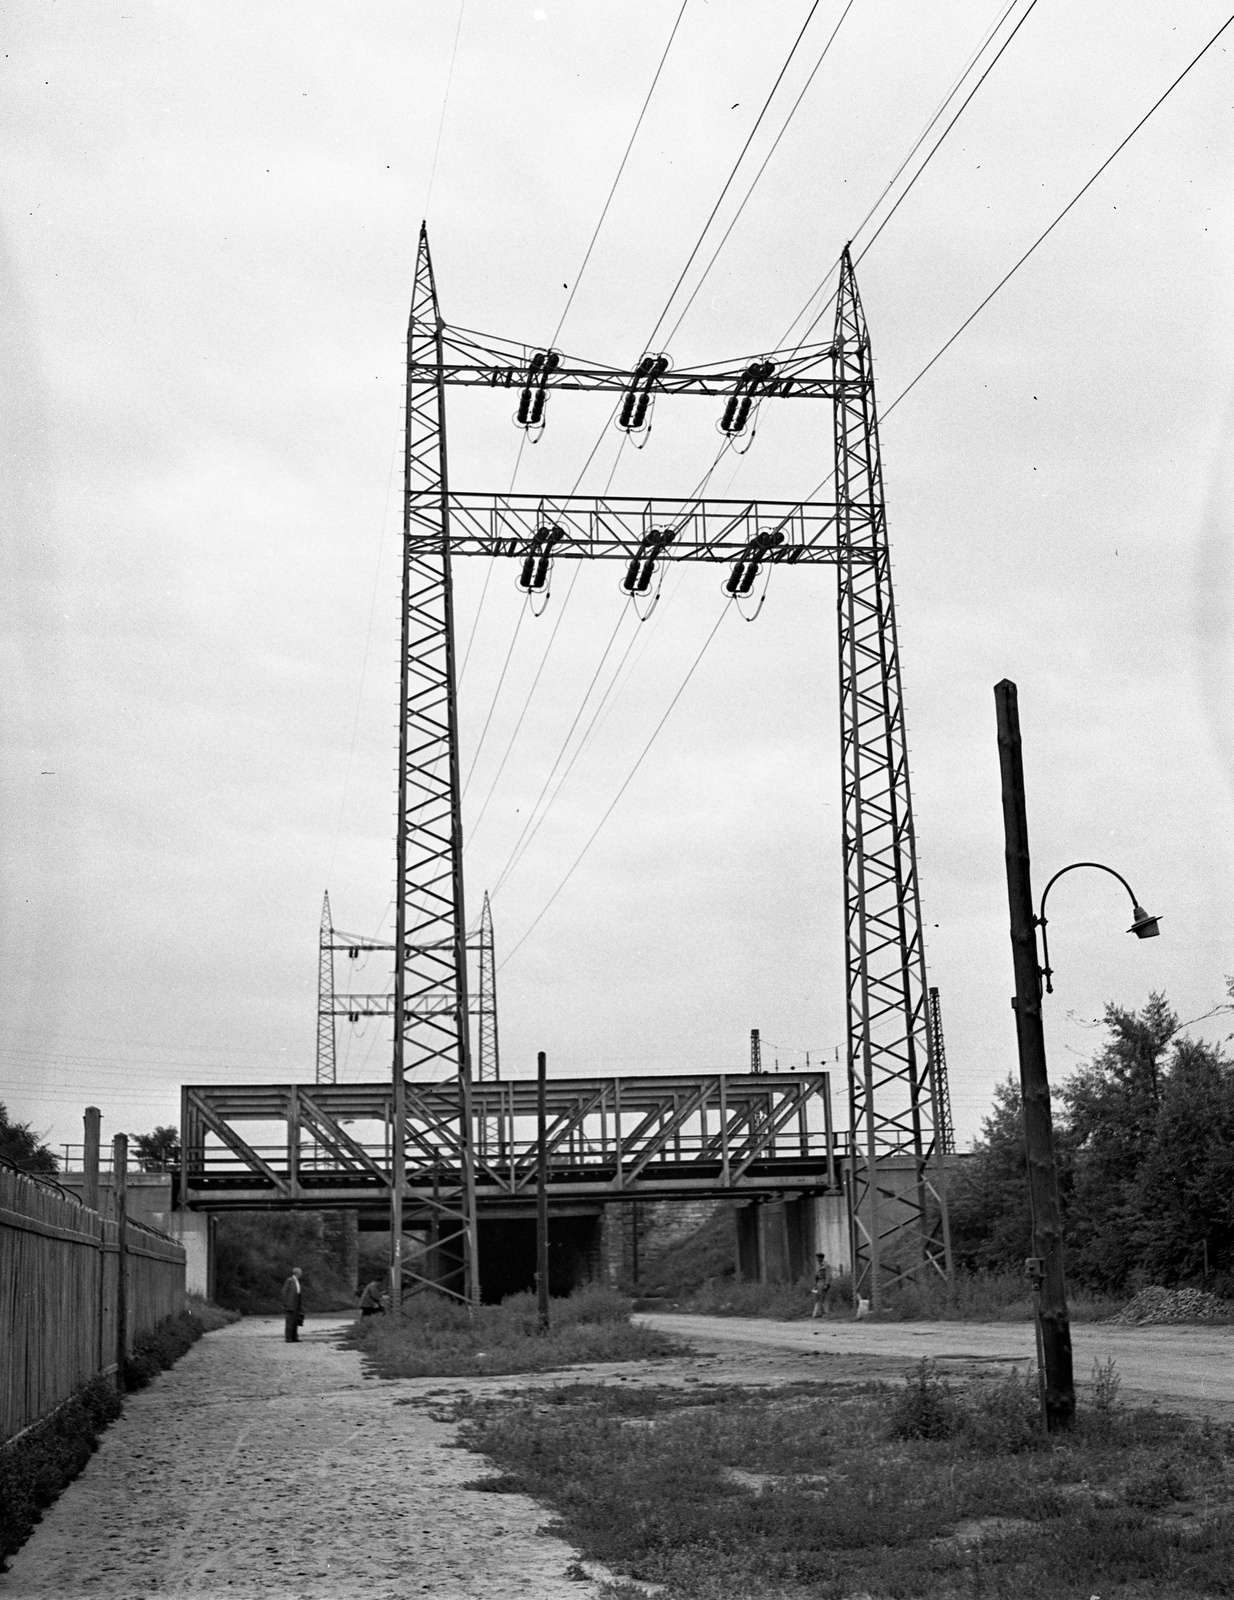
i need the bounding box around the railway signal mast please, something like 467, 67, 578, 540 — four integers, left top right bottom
392, 224, 950, 1310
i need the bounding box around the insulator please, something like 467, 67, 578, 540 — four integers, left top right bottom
733, 396, 752, 432
619, 391, 638, 428
725, 562, 747, 596
528, 352, 545, 380
348, 948, 359, 960
756, 360, 777, 384
520, 554, 537, 588
635, 355, 655, 380
720, 396, 740, 433
651, 355, 669, 379
635, 557, 656, 593
543, 351, 561, 375
528, 389, 546, 425
532, 553, 552, 589
738, 560, 759, 595
516, 389, 532, 424
622, 557, 641, 593
631, 393, 651, 430
348, 1012, 359, 1024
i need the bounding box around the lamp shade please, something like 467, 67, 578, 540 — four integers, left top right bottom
1128, 905, 1161, 940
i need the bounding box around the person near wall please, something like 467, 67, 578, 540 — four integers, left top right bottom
810, 1252, 833, 1319
282, 1266, 304, 1342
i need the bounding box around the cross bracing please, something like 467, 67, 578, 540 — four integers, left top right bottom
390, 222, 950, 1309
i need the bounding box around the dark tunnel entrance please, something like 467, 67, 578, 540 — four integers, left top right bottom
477, 1214, 600, 1304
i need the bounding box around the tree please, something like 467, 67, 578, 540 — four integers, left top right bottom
1136, 1035, 1234, 1287
130, 1126, 180, 1172
947, 1075, 1044, 1274
1059, 993, 1177, 1291
0, 1103, 59, 1175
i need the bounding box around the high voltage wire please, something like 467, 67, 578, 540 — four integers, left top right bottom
498, 605, 730, 971
493, 9, 1231, 969
645, 0, 827, 350
658, 0, 857, 350
550, 0, 691, 349
424, 1, 467, 220
471, 0, 848, 862
877, 9, 1234, 422
460, 9, 691, 790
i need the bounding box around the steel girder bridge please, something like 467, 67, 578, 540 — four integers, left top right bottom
363, 225, 953, 1312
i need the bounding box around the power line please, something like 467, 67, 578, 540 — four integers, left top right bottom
880, 9, 1234, 422
659, 0, 857, 349
424, 0, 467, 219
644, 0, 826, 351
499, 604, 729, 970
550, 0, 692, 348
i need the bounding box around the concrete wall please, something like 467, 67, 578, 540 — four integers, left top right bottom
166, 1212, 215, 1299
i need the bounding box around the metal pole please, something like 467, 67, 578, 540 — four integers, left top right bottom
536, 1051, 550, 1329
994, 679, 1075, 1431
83, 1107, 101, 1212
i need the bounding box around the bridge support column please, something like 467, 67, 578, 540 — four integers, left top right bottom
167, 1212, 214, 1300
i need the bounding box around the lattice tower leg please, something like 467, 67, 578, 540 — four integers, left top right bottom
391, 223, 479, 1309
833, 248, 952, 1308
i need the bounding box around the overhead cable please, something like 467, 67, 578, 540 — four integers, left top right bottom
499, 606, 729, 969
550, 0, 691, 348
881, 10, 1234, 424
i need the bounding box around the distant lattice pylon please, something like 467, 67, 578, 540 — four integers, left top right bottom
316, 891, 337, 1085
476, 892, 501, 1081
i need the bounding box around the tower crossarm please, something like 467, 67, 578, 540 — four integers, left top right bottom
418, 324, 839, 397
412, 493, 875, 563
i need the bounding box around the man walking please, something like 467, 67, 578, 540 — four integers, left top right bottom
282, 1265, 304, 1342
810, 1252, 832, 1319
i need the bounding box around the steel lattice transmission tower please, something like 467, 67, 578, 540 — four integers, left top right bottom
476, 891, 501, 1081
388, 224, 950, 1310
316, 892, 337, 1085
834, 254, 952, 1298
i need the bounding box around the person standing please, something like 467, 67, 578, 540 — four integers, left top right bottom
810, 1252, 832, 1319
282, 1266, 304, 1342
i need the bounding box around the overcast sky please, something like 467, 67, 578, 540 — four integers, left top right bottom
3, 0, 1232, 1161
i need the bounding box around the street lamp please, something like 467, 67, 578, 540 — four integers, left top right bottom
1037, 862, 1160, 993
993, 681, 1161, 1432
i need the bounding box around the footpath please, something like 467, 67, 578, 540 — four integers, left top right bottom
0, 1315, 619, 1600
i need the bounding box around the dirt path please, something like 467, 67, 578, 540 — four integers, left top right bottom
0, 1315, 626, 1600
640, 1313, 1234, 1417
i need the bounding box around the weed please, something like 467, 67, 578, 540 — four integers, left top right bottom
453, 1378, 1234, 1597
344, 1284, 682, 1378
1089, 1355, 1122, 1412
888, 1358, 962, 1440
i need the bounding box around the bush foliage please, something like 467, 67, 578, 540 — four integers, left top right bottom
950, 987, 1234, 1298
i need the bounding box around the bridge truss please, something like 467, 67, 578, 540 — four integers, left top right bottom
389, 225, 950, 1309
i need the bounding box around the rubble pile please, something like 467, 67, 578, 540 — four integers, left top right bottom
1112, 1285, 1228, 1325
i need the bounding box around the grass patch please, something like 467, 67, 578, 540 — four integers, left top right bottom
1, 1299, 236, 1568
344, 1285, 683, 1378
453, 1361, 1234, 1598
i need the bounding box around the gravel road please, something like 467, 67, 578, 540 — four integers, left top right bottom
0, 1315, 622, 1600
639, 1312, 1234, 1416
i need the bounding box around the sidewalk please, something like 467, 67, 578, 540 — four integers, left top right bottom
1, 1315, 616, 1600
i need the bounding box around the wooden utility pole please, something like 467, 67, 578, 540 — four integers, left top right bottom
82, 1106, 101, 1212
113, 1133, 128, 1389
536, 1051, 549, 1330
994, 679, 1075, 1431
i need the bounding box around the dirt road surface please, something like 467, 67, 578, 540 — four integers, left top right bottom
0, 1315, 624, 1600
640, 1312, 1234, 1416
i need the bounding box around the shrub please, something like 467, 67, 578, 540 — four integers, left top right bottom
888, 1359, 963, 1440
0, 1378, 123, 1565
963, 1365, 1043, 1453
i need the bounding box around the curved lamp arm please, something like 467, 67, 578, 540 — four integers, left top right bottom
1036, 861, 1160, 994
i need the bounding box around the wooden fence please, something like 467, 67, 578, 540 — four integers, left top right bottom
0, 1163, 186, 1445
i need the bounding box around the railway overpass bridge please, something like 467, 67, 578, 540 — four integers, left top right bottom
174, 1071, 887, 1302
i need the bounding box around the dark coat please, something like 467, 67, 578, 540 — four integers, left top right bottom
281, 1274, 302, 1311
